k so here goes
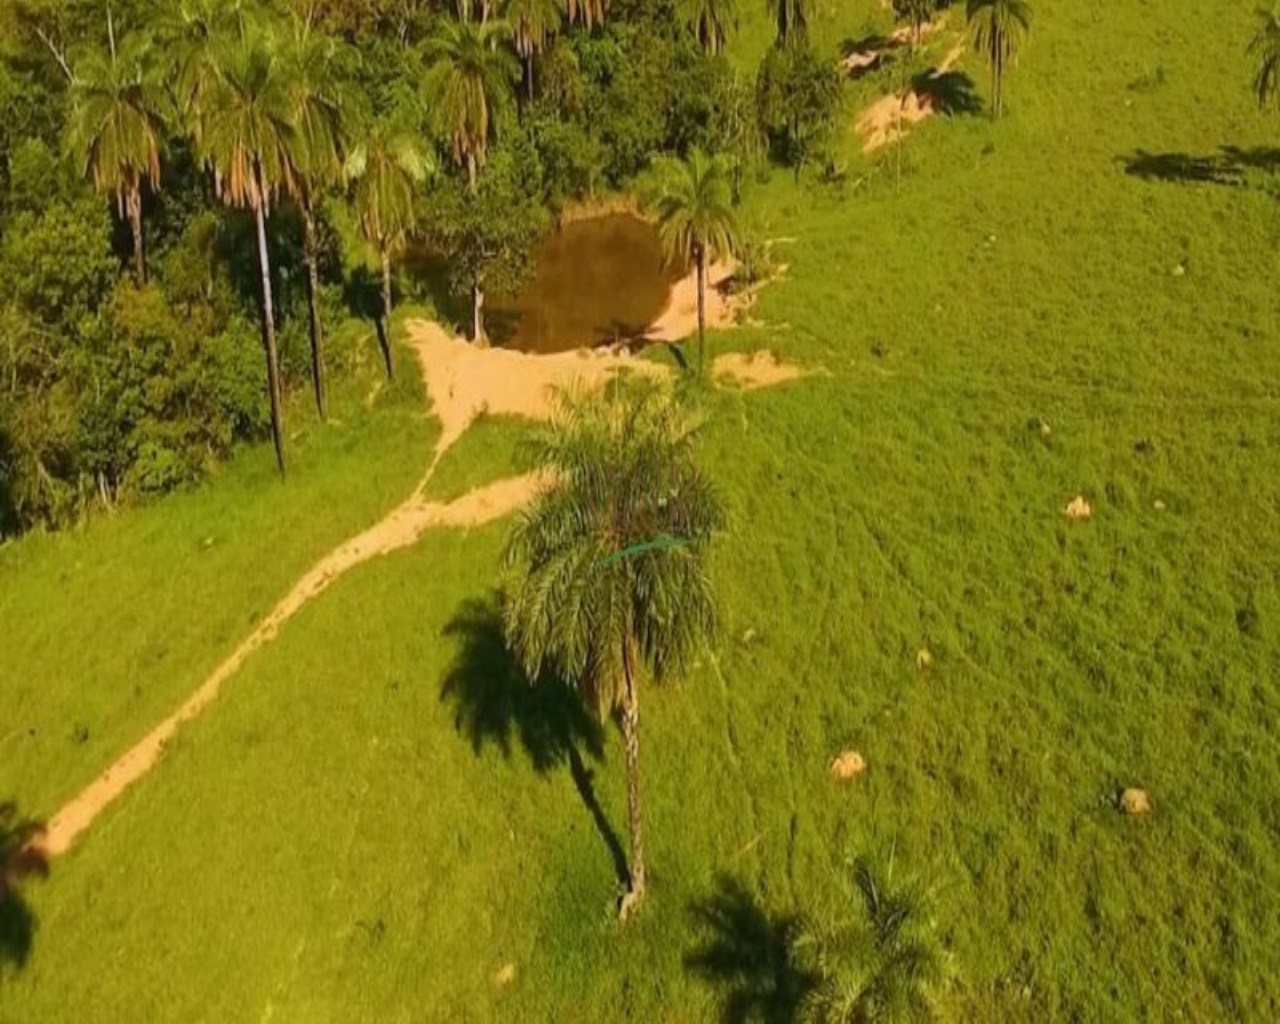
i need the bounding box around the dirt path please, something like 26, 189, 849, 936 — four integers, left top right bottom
37, 309, 805, 858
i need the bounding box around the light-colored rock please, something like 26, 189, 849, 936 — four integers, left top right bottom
1065, 495, 1093, 520
829, 750, 867, 781
916, 648, 933, 671
493, 963, 517, 988
1119, 788, 1151, 816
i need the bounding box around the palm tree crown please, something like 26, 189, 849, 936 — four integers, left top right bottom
66, 22, 166, 282
684, 0, 738, 56
1251, 6, 1280, 109
650, 148, 740, 375
504, 382, 723, 914
966, 0, 1031, 118
768, 0, 807, 47
565, 0, 609, 29
425, 16, 517, 186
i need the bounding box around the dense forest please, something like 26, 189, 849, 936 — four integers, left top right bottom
0, 0, 841, 537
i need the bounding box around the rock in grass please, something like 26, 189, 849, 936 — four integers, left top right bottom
1119, 788, 1152, 816
916, 648, 933, 671
492, 963, 516, 989
829, 750, 867, 781
1065, 495, 1093, 520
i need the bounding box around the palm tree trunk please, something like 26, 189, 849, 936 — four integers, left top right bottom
695, 246, 706, 378
252, 190, 286, 476
467, 152, 478, 192
472, 274, 487, 345
525, 52, 535, 104
302, 205, 327, 421
380, 247, 396, 378
619, 637, 646, 915
127, 185, 146, 285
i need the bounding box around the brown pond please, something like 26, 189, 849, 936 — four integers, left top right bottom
493, 214, 683, 354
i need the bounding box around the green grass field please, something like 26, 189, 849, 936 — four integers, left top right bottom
4, 0, 1280, 1020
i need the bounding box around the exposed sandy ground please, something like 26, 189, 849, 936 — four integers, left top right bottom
713, 351, 808, 390
34, 299, 805, 858
840, 17, 946, 75
645, 261, 742, 344
856, 42, 967, 153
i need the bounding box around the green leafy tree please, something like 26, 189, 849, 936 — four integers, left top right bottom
966, 0, 1031, 118
506, 0, 561, 101
425, 15, 517, 190
196, 27, 298, 474
767, 0, 807, 48
65, 14, 167, 283
1251, 6, 1280, 109
280, 18, 355, 417
756, 42, 841, 178
801, 855, 949, 1023
345, 114, 433, 376
425, 135, 544, 343
503, 382, 724, 918
649, 148, 740, 376
683, 0, 737, 56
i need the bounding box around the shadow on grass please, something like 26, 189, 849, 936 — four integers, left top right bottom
1121, 146, 1280, 186
1, 802, 49, 977
685, 874, 818, 1024
440, 596, 629, 885
914, 70, 983, 116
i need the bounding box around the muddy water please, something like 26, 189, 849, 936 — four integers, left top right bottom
495, 214, 682, 354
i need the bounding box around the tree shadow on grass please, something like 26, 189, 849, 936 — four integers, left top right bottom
440, 596, 629, 886
1, 803, 49, 978
685, 874, 818, 1024
914, 70, 983, 117
1121, 145, 1280, 186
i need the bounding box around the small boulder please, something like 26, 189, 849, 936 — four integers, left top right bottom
1119, 788, 1151, 816
829, 750, 867, 781
1065, 495, 1093, 521
742, 628, 758, 646
1154, 499, 1167, 511
916, 648, 933, 672
492, 963, 517, 989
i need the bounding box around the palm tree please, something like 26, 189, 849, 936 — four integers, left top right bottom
281, 20, 354, 418
966, 0, 1031, 118
684, 0, 738, 56
1251, 6, 1280, 109
345, 117, 433, 379
506, 0, 561, 101
164, 0, 245, 136
801, 855, 949, 1023
197, 29, 298, 474
767, 0, 807, 47
564, 0, 608, 29
66, 14, 166, 284
504, 382, 723, 919
425, 15, 517, 191
649, 149, 740, 377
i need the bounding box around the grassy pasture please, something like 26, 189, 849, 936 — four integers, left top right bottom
4, 0, 1280, 1020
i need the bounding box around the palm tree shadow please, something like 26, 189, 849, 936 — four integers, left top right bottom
1121, 145, 1280, 185
913, 70, 983, 116
685, 874, 818, 1024
1, 802, 49, 977
440, 596, 629, 885
343, 265, 394, 374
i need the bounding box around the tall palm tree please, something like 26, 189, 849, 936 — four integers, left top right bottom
767, 0, 807, 47
425, 15, 517, 190
345, 117, 433, 379
649, 149, 740, 377
197, 29, 298, 475
1251, 6, 1280, 109
66, 15, 166, 284
801, 855, 949, 1023
164, 0, 245, 137
966, 0, 1031, 118
504, 382, 723, 919
506, 0, 561, 101
281, 20, 354, 419
683, 0, 737, 56
564, 0, 608, 29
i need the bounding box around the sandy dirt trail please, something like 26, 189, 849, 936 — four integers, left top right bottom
37, 282, 804, 857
